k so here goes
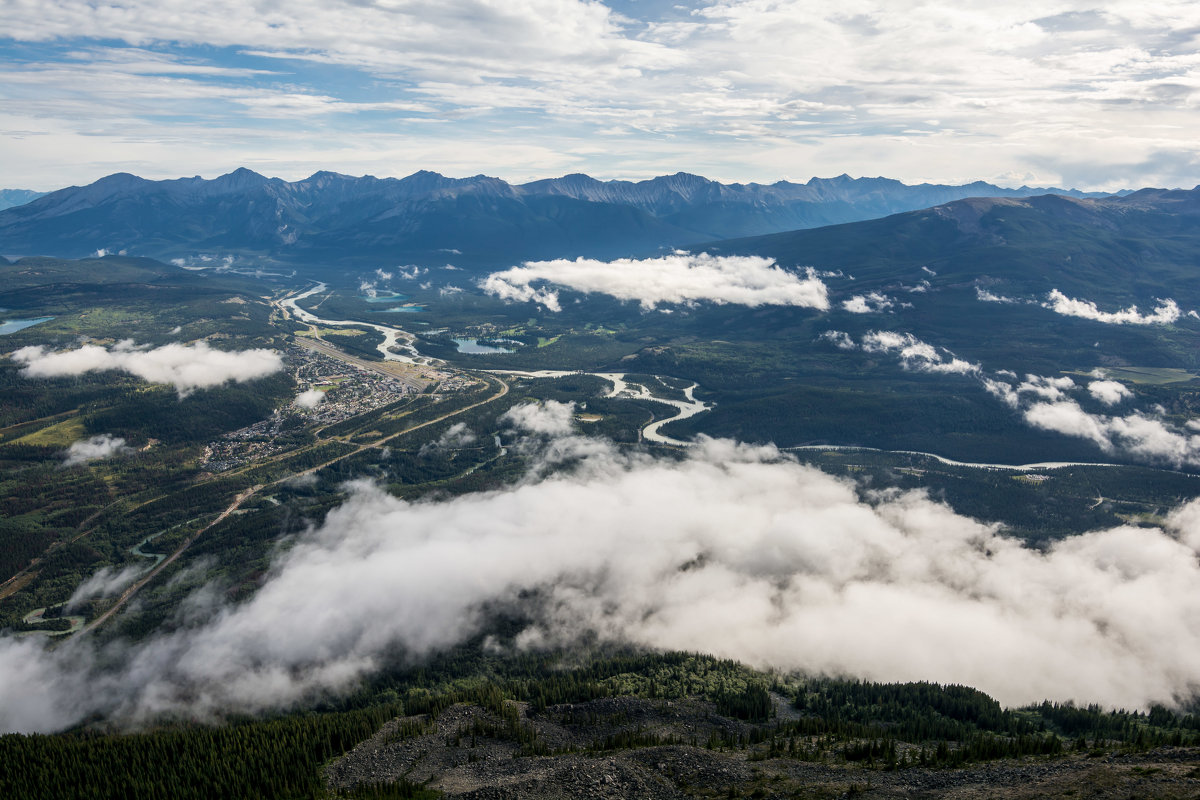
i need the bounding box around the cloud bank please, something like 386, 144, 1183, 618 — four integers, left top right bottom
62, 434, 129, 466
481, 253, 830, 312
4, 434, 1200, 733
1044, 290, 1182, 325
11, 341, 283, 396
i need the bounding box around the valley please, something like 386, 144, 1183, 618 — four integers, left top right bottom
2, 187, 1200, 799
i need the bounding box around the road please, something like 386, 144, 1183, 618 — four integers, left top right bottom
80, 372, 510, 634
83, 486, 261, 633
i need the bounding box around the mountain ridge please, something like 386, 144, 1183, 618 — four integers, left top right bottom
707, 187, 1200, 307
0, 168, 1130, 268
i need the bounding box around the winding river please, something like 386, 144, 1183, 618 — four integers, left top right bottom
784, 445, 1127, 473
281, 285, 710, 446
281, 283, 439, 366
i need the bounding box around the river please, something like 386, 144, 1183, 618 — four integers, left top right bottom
281, 283, 439, 366
281, 285, 711, 445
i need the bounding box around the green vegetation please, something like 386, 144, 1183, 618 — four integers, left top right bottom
0, 704, 407, 800
4, 256, 1200, 796
5, 650, 1197, 799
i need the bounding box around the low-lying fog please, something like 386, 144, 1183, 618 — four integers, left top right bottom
3, 402, 1199, 733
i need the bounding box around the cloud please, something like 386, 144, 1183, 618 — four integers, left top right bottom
419, 421, 476, 456
1024, 400, 1200, 466
11, 341, 283, 397
1024, 400, 1115, 450
859, 331, 979, 375
828, 332, 1198, 467
818, 330, 856, 350
359, 280, 378, 298
1017, 374, 1076, 401
483, 280, 563, 312
481, 253, 830, 312
62, 434, 129, 466
982, 377, 1020, 409
976, 287, 1019, 304
500, 401, 575, 437
9, 2, 1200, 191
295, 389, 325, 409
5, 436, 1200, 732
66, 565, 143, 611
842, 292, 893, 314
374, 268, 392, 281
1044, 290, 1182, 325
1088, 379, 1132, 406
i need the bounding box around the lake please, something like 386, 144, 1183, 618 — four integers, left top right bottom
453, 338, 515, 354
0, 316, 54, 335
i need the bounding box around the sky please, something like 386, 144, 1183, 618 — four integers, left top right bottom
3, 1, 1200, 191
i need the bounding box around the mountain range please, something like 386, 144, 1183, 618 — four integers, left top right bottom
0, 169, 1119, 269
0, 189, 45, 212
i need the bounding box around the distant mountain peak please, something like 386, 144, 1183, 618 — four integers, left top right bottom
0, 188, 45, 212
213, 167, 268, 186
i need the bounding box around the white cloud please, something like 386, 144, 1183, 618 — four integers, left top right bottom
66, 565, 142, 610
482, 279, 562, 312
976, 287, 1019, 304
1088, 379, 1133, 406
295, 389, 325, 409
828, 332, 1199, 467
1017, 374, 1076, 401
500, 401, 575, 437
482, 253, 830, 312
1044, 290, 1181, 325
62, 434, 129, 466
818, 330, 856, 350
981, 377, 1020, 409
374, 268, 392, 281
842, 292, 893, 314
419, 421, 476, 455
860, 330, 979, 375
8, 2, 1200, 189
6, 437, 1200, 732
1024, 400, 1200, 467
1024, 400, 1115, 450
11, 341, 284, 397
